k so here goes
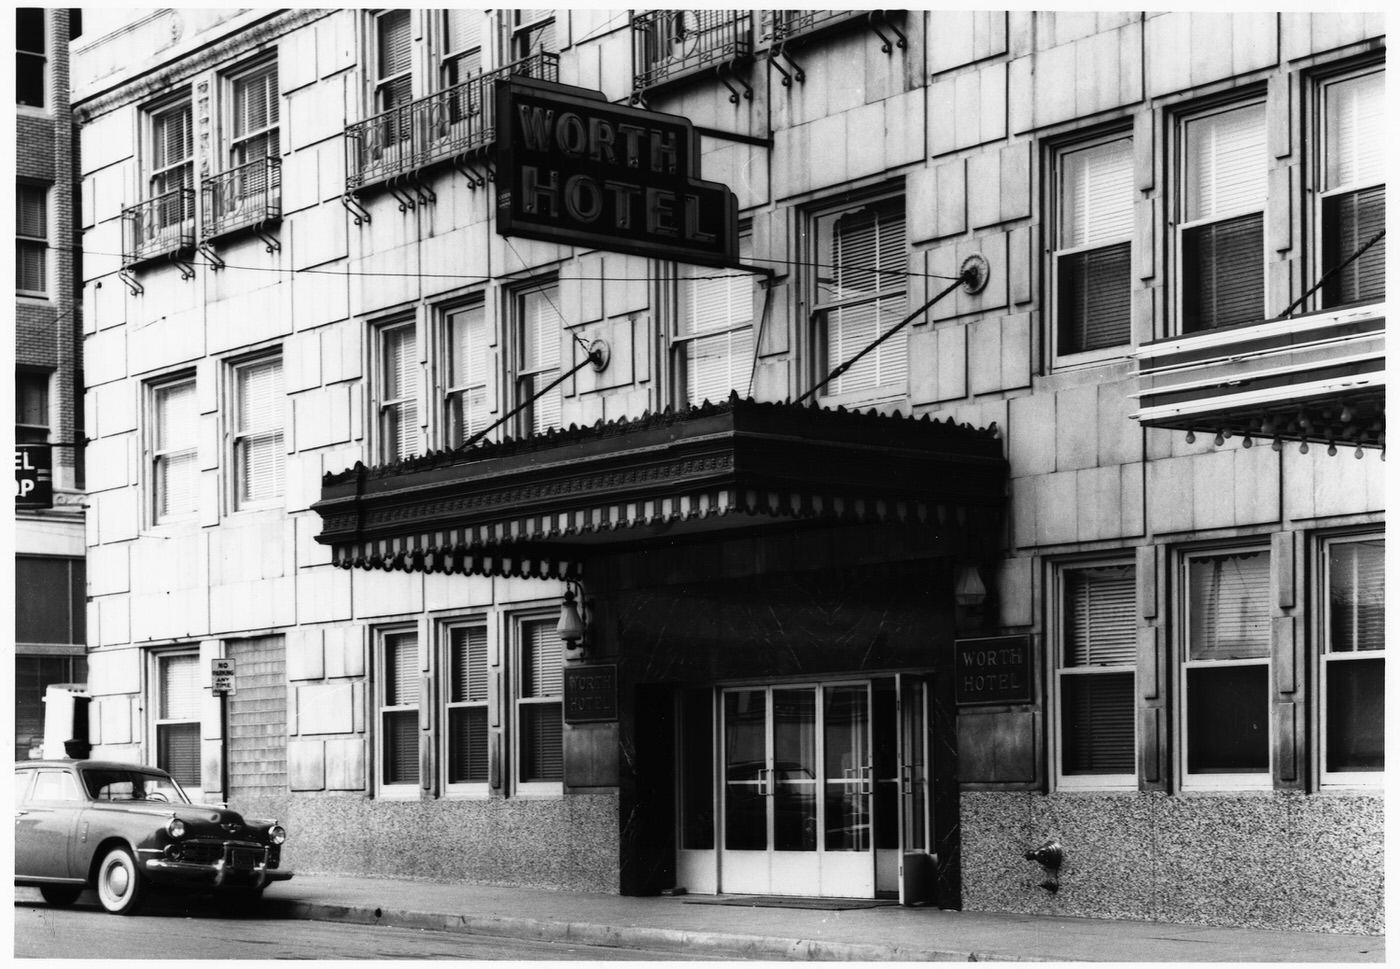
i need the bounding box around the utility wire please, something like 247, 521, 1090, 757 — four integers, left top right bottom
56, 242, 963, 287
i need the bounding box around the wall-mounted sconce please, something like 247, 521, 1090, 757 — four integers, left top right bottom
557, 586, 588, 659
953, 564, 987, 608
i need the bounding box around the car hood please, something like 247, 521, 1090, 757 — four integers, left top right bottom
96, 801, 266, 838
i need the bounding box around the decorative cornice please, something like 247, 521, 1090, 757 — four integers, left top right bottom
74, 9, 331, 121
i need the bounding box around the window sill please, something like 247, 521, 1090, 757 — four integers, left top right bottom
375, 785, 423, 800
16, 291, 51, 302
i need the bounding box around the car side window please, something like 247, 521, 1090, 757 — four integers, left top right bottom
32, 770, 83, 802
15, 769, 36, 803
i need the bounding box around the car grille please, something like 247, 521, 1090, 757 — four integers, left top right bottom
176, 840, 268, 869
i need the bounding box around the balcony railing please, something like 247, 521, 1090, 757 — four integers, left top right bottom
121, 188, 195, 266
766, 10, 864, 44
201, 156, 282, 241
345, 52, 559, 192
632, 10, 754, 94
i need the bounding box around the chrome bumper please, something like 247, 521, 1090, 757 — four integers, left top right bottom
139, 843, 293, 888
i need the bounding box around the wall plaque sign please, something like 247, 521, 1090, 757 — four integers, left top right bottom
496, 77, 738, 266
564, 664, 619, 724
954, 635, 1033, 706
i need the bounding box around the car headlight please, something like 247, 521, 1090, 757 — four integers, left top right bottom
166, 817, 186, 839
268, 824, 287, 846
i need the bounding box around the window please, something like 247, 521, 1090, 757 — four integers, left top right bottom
15, 369, 49, 443
811, 196, 907, 405
148, 98, 194, 199
377, 319, 421, 462
151, 377, 198, 524
441, 9, 483, 87
227, 60, 279, 165
31, 770, 82, 802
515, 284, 563, 436
1178, 101, 1267, 332
1055, 562, 1136, 787
1319, 68, 1384, 307
1053, 136, 1132, 356
154, 651, 201, 790
511, 9, 556, 59
16, 7, 45, 108
231, 356, 285, 510
16, 183, 48, 295
675, 230, 755, 407
444, 623, 490, 791
443, 302, 493, 447
374, 9, 414, 115
377, 628, 421, 793
515, 617, 563, 790
1180, 548, 1271, 787
1320, 536, 1384, 784
15, 555, 84, 645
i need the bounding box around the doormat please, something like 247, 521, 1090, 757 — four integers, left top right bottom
682, 895, 894, 911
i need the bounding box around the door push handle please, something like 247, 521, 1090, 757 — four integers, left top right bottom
900, 764, 913, 795
758, 767, 773, 797
859, 765, 873, 795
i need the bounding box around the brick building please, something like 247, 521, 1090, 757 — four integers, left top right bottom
73, 10, 1383, 933
16, 6, 86, 759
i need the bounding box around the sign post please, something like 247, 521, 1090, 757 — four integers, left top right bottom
211, 658, 236, 802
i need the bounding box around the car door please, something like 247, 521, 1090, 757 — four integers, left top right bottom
15, 768, 84, 879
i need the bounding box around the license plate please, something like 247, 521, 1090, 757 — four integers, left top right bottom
229, 850, 260, 869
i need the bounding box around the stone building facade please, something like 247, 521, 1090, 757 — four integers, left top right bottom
73, 10, 1384, 932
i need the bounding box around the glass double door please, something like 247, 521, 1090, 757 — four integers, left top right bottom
713, 678, 930, 899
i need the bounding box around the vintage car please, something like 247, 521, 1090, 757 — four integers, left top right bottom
15, 759, 292, 914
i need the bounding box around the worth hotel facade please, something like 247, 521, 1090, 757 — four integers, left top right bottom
73, 10, 1383, 932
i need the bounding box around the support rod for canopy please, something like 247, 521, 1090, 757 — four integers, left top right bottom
461, 340, 609, 450
795, 261, 983, 406
1276, 227, 1385, 321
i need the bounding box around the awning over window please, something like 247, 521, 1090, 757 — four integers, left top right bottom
1131, 304, 1385, 452
313, 396, 1007, 579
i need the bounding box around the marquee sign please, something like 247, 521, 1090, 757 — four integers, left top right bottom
495, 77, 738, 267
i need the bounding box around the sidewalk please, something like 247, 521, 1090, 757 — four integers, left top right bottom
246, 873, 1383, 962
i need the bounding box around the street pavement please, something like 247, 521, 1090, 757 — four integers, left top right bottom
19, 875, 1377, 962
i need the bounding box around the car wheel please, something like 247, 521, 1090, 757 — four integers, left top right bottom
39, 885, 83, 907
95, 846, 144, 915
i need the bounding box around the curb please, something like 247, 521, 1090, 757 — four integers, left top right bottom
280, 900, 1042, 962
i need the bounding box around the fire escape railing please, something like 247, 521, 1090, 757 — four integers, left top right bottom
200, 156, 282, 241
631, 10, 754, 99
345, 51, 559, 193
121, 188, 196, 267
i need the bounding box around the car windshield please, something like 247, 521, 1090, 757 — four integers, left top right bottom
81, 769, 190, 804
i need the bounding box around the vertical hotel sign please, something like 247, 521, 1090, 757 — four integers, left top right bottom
495, 77, 738, 266
15, 445, 52, 509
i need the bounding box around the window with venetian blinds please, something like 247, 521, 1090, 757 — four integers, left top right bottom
517, 619, 563, 784
153, 378, 198, 523
380, 322, 420, 462
447, 625, 490, 786
445, 304, 493, 446
380, 631, 420, 787
1056, 138, 1133, 355
234, 357, 284, 509
517, 286, 563, 436
1321, 69, 1385, 308
16, 184, 47, 294
1058, 564, 1136, 780
1180, 102, 1267, 332
156, 653, 201, 788
677, 230, 754, 406
813, 198, 907, 403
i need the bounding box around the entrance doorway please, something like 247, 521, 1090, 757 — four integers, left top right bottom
676, 676, 932, 900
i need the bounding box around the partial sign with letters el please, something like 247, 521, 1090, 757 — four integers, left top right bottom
15, 445, 52, 510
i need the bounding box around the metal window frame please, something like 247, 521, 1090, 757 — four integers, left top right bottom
1316, 531, 1386, 789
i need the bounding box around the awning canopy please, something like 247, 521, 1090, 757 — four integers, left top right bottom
1131, 304, 1385, 453
313, 396, 1007, 579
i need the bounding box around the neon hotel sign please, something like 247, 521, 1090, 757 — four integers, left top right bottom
495, 77, 739, 266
